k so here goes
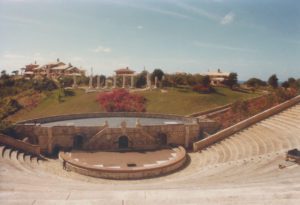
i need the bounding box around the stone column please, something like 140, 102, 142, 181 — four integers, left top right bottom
131, 75, 134, 88
96, 75, 100, 89
147, 72, 151, 89
89, 75, 93, 89
104, 78, 108, 88
72, 74, 77, 88
122, 75, 125, 88
154, 76, 158, 89
113, 75, 117, 88
184, 126, 190, 148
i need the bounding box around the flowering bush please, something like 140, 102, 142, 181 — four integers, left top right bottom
97, 89, 146, 112
192, 85, 214, 94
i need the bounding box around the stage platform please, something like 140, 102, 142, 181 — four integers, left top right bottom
59, 146, 186, 179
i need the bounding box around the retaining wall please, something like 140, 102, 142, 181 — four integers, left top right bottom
193, 95, 300, 151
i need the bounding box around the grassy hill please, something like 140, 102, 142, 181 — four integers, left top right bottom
7, 87, 260, 122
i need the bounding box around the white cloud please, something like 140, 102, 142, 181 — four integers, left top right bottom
92, 45, 112, 53
137, 25, 143, 30
220, 12, 235, 25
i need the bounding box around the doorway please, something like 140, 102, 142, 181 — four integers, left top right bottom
118, 135, 129, 149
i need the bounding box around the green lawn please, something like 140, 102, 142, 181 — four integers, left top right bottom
8, 87, 260, 122
141, 87, 260, 115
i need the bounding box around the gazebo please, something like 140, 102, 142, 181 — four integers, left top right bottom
113, 67, 135, 88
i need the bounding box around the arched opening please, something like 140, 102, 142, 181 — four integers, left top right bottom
73, 135, 83, 149
118, 135, 129, 149
157, 132, 167, 146
52, 145, 60, 157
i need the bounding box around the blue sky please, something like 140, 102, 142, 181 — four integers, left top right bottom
0, 0, 299, 80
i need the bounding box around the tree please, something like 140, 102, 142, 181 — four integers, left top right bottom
12, 70, 19, 76
245, 78, 267, 87
201, 75, 211, 87
135, 71, 147, 88
100, 75, 106, 86
97, 89, 146, 112
288, 77, 296, 88
268, 74, 278, 89
151, 69, 164, 81
281, 81, 289, 89
0, 70, 9, 80
224, 72, 238, 89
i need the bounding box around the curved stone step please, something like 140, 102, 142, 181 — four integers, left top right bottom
245, 127, 268, 155
254, 125, 285, 151
229, 134, 246, 160
240, 132, 261, 156
250, 125, 276, 154
234, 133, 254, 159
225, 137, 240, 161
261, 121, 300, 148
260, 123, 292, 149
2, 147, 11, 159
0, 145, 5, 157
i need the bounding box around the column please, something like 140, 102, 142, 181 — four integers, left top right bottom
72, 74, 77, 88
184, 126, 190, 148
154, 76, 158, 89
122, 75, 125, 88
96, 75, 100, 89
89, 75, 93, 89
113, 75, 117, 88
131, 75, 134, 88
104, 78, 108, 88
147, 72, 151, 88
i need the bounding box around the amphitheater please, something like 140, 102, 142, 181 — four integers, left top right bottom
1, 98, 300, 204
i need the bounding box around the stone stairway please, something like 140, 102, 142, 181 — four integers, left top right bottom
0, 103, 299, 204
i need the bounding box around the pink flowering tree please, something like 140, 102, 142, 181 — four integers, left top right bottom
97, 89, 146, 112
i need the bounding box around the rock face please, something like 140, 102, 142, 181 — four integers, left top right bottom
1, 103, 300, 204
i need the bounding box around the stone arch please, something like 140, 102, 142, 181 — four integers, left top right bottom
73, 134, 84, 149
52, 145, 60, 156
118, 135, 129, 149
157, 132, 167, 146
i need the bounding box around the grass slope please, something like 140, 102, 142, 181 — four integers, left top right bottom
142, 87, 259, 115
8, 87, 259, 122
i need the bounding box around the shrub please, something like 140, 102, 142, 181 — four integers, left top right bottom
0, 121, 17, 137
268, 74, 278, 89
58, 77, 73, 87
0, 98, 22, 120
192, 85, 214, 94
33, 78, 57, 92
97, 89, 146, 112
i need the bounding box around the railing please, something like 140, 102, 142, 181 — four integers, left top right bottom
193, 95, 300, 152
0, 134, 40, 155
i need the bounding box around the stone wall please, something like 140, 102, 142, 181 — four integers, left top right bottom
193, 95, 300, 151
15, 112, 219, 154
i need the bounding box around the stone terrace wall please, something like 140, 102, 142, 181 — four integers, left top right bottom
193, 95, 300, 152
14, 112, 219, 154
